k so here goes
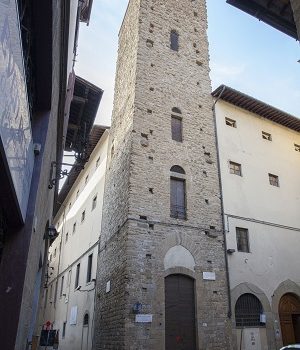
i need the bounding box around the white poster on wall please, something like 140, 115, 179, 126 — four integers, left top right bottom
70, 306, 78, 325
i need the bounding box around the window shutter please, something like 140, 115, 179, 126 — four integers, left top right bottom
172, 116, 182, 142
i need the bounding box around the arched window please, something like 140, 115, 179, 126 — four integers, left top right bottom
235, 293, 263, 327
170, 165, 185, 174
83, 313, 89, 326
170, 166, 186, 219
170, 30, 179, 51
172, 107, 181, 114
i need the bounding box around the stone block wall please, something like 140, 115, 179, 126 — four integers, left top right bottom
94, 1, 232, 349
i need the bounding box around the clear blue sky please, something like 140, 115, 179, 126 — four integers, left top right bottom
76, 0, 300, 126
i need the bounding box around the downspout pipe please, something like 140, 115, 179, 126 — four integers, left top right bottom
212, 85, 232, 318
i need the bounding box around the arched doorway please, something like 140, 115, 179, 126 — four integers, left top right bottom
165, 274, 196, 350
279, 293, 300, 345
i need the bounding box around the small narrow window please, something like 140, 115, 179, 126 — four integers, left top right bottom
171, 116, 183, 142
86, 254, 93, 283
54, 281, 58, 304
76, 190, 80, 199
92, 195, 97, 210
294, 143, 300, 152
83, 313, 89, 326
62, 322, 67, 338
170, 30, 179, 51
269, 173, 279, 187
73, 222, 76, 233
75, 264, 80, 289
236, 228, 250, 253
49, 254, 52, 262
81, 210, 86, 222
50, 284, 53, 300
85, 175, 89, 184
60, 276, 64, 297
229, 161, 242, 176
225, 117, 236, 128
67, 270, 72, 287
54, 248, 57, 258
170, 178, 186, 219
65, 232, 69, 243
69, 202, 72, 211
262, 131, 272, 141
96, 156, 100, 168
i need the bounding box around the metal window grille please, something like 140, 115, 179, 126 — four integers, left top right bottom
83, 313, 89, 326
229, 161, 242, 176
236, 228, 249, 252
269, 173, 279, 187
235, 293, 263, 327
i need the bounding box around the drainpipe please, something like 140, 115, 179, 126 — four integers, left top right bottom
212, 85, 232, 318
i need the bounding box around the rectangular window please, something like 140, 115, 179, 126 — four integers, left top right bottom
170, 30, 179, 51
92, 195, 97, 210
269, 173, 279, 187
54, 281, 58, 304
44, 288, 48, 309
236, 227, 250, 253
85, 175, 89, 184
75, 264, 80, 289
60, 276, 64, 297
65, 232, 69, 243
171, 116, 183, 142
50, 284, 53, 300
54, 248, 56, 258
67, 270, 72, 287
170, 178, 186, 219
225, 117, 236, 128
86, 254, 93, 283
96, 156, 100, 168
76, 190, 79, 199
73, 222, 76, 233
81, 210, 86, 222
62, 322, 66, 338
294, 143, 300, 152
262, 131, 272, 141
229, 161, 242, 176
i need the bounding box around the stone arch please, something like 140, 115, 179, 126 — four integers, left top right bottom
271, 280, 300, 348
164, 245, 195, 272
231, 282, 275, 349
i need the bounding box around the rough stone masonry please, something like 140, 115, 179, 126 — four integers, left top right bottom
93, 1, 232, 349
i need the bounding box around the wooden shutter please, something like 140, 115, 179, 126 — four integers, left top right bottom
170, 178, 186, 219
171, 116, 182, 142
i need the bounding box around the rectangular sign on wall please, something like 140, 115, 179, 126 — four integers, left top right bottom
0, 0, 34, 222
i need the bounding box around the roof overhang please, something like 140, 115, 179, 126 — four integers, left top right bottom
55, 125, 109, 216
80, 0, 94, 25
65, 76, 103, 154
227, 0, 298, 39
212, 85, 300, 132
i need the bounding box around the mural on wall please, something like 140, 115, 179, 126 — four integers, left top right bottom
0, 0, 34, 222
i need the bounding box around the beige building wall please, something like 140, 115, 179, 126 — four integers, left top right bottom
215, 100, 300, 349
38, 130, 109, 350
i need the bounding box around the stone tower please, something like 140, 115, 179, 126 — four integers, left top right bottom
94, 1, 232, 349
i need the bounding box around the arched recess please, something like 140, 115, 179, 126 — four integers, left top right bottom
279, 293, 300, 345
164, 245, 195, 272
231, 283, 275, 349
165, 274, 196, 350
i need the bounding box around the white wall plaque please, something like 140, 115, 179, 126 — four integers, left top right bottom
70, 306, 78, 325
203, 272, 216, 281
106, 281, 111, 293
135, 314, 153, 323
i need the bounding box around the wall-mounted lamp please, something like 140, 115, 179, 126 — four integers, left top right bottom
44, 225, 59, 240
48, 161, 84, 190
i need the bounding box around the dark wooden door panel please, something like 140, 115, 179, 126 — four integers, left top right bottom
165, 274, 196, 350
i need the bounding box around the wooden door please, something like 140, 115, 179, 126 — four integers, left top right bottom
279, 293, 300, 346
165, 274, 196, 350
